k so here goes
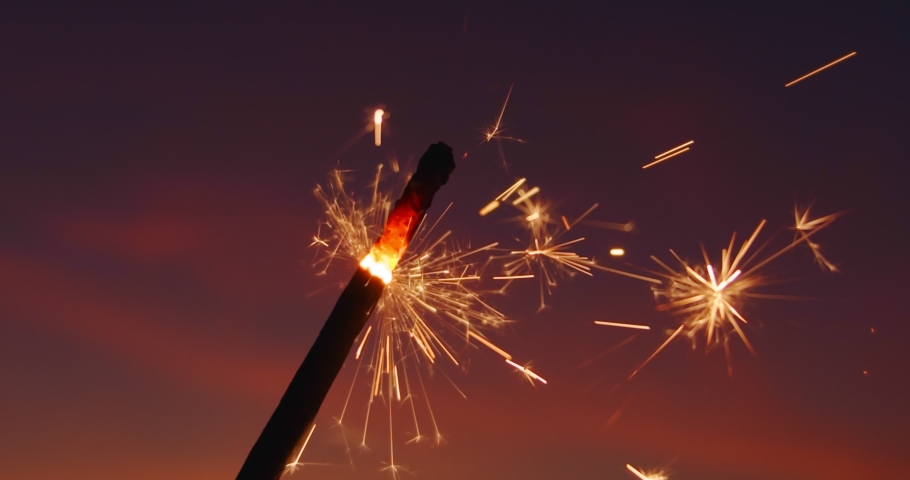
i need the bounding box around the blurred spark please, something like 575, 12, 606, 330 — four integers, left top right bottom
373, 109, 385, 146
595, 321, 650, 330
785, 52, 856, 87
505, 359, 548, 384
610, 248, 625, 257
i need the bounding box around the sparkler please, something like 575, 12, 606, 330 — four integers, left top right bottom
305, 156, 546, 477
237, 142, 456, 480
630, 208, 841, 378
785, 52, 856, 87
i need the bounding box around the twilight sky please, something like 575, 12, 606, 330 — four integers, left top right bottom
1, 2, 909, 479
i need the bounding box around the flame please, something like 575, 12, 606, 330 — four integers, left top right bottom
359, 194, 420, 284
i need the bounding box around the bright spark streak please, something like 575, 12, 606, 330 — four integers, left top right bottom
373, 109, 384, 146
512, 186, 541, 205
356, 325, 372, 359
468, 331, 512, 359
485, 83, 514, 142
654, 140, 694, 159
284, 424, 317, 474
785, 52, 857, 87
609, 248, 625, 256
595, 321, 650, 330
505, 359, 547, 384
643, 147, 691, 169
479, 200, 500, 216
496, 178, 526, 201
493, 274, 535, 280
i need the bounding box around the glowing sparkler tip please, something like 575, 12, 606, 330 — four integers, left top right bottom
360, 252, 394, 284
374, 109, 384, 124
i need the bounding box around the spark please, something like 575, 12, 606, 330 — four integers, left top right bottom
283, 424, 317, 475
311, 165, 540, 471
595, 321, 650, 330
483, 179, 643, 310
609, 248, 625, 257
482, 83, 526, 168
635, 209, 840, 376
785, 52, 857, 87
643, 141, 694, 169
794, 202, 843, 272
626, 464, 669, 480
373, 109, 384, 146
505, 359, 548, 384
654, 140, 694, 160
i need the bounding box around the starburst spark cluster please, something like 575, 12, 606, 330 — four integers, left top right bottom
308, 165, 545, 476
626, 463, 670, 480
480, 177, 654, 311
630, 205, 842, 378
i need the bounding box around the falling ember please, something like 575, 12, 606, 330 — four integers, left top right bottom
643, 140, 694, 169
610, 248, 625, 257
373, 109, 384, 146
626, 464, 669, 480
785, 52, 856, 87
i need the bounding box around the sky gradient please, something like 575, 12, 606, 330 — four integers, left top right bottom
2, 2, 909, 479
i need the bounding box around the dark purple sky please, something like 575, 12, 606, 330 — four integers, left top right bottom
2, 2, 908, 479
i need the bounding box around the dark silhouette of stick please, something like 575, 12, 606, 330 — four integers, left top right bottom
237, 142, 456, 480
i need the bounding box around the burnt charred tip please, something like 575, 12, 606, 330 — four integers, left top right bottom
397, 142, 456, 214
413, 142, 456, 188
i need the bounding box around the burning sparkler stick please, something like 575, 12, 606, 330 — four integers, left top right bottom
374, 109, 385, 146
785, 52, 856, 87
237, 142, 456, 480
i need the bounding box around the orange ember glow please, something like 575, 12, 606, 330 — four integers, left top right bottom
359, 198, 420, 284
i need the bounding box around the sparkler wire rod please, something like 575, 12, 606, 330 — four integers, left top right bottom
237, 142, 456, 480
